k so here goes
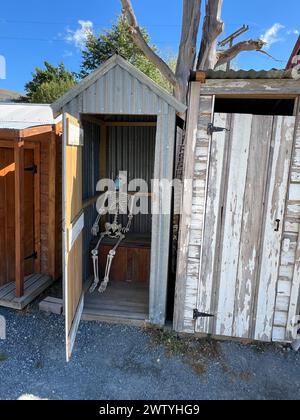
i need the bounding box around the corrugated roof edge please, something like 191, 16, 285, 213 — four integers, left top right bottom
204, 68, 295, 79
52, 54, 186, 115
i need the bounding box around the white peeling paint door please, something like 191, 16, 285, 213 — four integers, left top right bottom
195, 113, 296, 342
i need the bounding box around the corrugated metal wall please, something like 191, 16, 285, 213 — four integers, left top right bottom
83, 204, 98, 282
82, 121, 100, 201
107, 125, 156, 234
82, 121, 100, 281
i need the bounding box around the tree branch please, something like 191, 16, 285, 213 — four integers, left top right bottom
175, 0, 202, 103
216, 39, 266, 67
197, 0, 224, 70
120, 0, 177, 87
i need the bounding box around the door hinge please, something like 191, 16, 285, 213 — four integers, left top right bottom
24, 164, 37, 174
25, 252, 38, 261
207, 123, 230, 136
193, 309, 214, 320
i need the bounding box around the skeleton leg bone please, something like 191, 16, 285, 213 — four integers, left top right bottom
98, 234, 125, 293
89, 233, 107, 293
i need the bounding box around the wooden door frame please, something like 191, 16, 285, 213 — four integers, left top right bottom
0, 139, 41, 297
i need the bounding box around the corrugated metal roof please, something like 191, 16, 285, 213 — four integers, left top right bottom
0, 103, 55, 129
205, 68, 294, 80
52, 55, 186, 115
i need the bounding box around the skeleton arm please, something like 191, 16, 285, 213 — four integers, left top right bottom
91, 191, 109, 236
122, 194, 137, 233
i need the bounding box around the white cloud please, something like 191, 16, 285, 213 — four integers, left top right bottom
65, 20, 93, 49
287, 29, 300, 36
261, 23, 285, 48
63, 50, 73, 58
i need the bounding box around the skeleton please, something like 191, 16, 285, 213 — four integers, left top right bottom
89, 183, 136, 294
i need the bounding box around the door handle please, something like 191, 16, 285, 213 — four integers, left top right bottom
274, 219, 281, 232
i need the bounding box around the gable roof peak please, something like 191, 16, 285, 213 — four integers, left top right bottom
52, 54, 186, 114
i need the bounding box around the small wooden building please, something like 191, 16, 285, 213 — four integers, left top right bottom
0, 104, 62, 309
286, 36, 300, 70
175, 70, 300, 344
52, 55, 186, 360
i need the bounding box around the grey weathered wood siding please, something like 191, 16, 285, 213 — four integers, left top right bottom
174, 86, 214, 333
175, 82, 300, 343
276, 101, 300, 342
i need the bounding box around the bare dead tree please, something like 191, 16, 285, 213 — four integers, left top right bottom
121, 0, 267, 104
197, 0, 224, 70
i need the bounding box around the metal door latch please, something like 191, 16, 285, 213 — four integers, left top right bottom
25, 252, 38, 261
274, 219, 281, 232
193, 309, 214, 320
207, 123, 230, 136
24, 164, 37, 174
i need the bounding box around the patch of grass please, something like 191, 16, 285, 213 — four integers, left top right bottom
252, 342, 273, 354
144, 325, 222, 376
35, 360, 44, 369
0, 352, 8, 362
239, 371, 253, 381
145, 326, 188, 356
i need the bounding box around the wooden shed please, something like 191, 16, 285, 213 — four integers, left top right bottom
52, 55, 186, 360
175, 70, 300, 344
0, 104, 62, 309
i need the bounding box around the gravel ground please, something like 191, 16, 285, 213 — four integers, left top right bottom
0, 306, 300, 400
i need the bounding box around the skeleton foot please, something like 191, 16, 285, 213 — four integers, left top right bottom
89, 280, 99, 294
98, 279, 109, 294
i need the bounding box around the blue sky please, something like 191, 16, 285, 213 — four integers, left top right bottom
0, 0, 299, 93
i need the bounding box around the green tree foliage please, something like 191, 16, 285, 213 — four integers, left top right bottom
80, 18, 174, 92
25, 62, 77, 103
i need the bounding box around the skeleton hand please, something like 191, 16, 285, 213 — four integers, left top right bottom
91, 223, 100, 237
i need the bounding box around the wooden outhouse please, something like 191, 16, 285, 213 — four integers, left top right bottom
175, 70, 300, 344
0, 104, 62, 309
52, 55, 186, 360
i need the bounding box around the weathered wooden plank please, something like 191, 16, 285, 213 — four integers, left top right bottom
0, 274, 52, 310
149, 107, 176, 326
233, 115, 273, 339
286, 248, 300, 340
196, 113, 228, 334
278, 278, 292, 294
291, 170, 300, 183
255, 116, 295, 342
284, 107, 300, 341
292, 148, 300, 168
284, 220, 300, 234
273, 311, 288, 328
286, 202, 300, 218
272, 326, 287, 342
197, 79, 300, 96
215, 114, 253, 337
289, 183, 300, 201
174, 88, 212, 332
14, 141, 25, 298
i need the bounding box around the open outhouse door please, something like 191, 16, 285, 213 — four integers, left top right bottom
63, 113, 84, 361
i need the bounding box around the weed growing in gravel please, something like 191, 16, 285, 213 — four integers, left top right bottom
144, 325, 222, 376
0, 352, 8, 362
35, 360, 44, 369
252, 342, 274, 354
